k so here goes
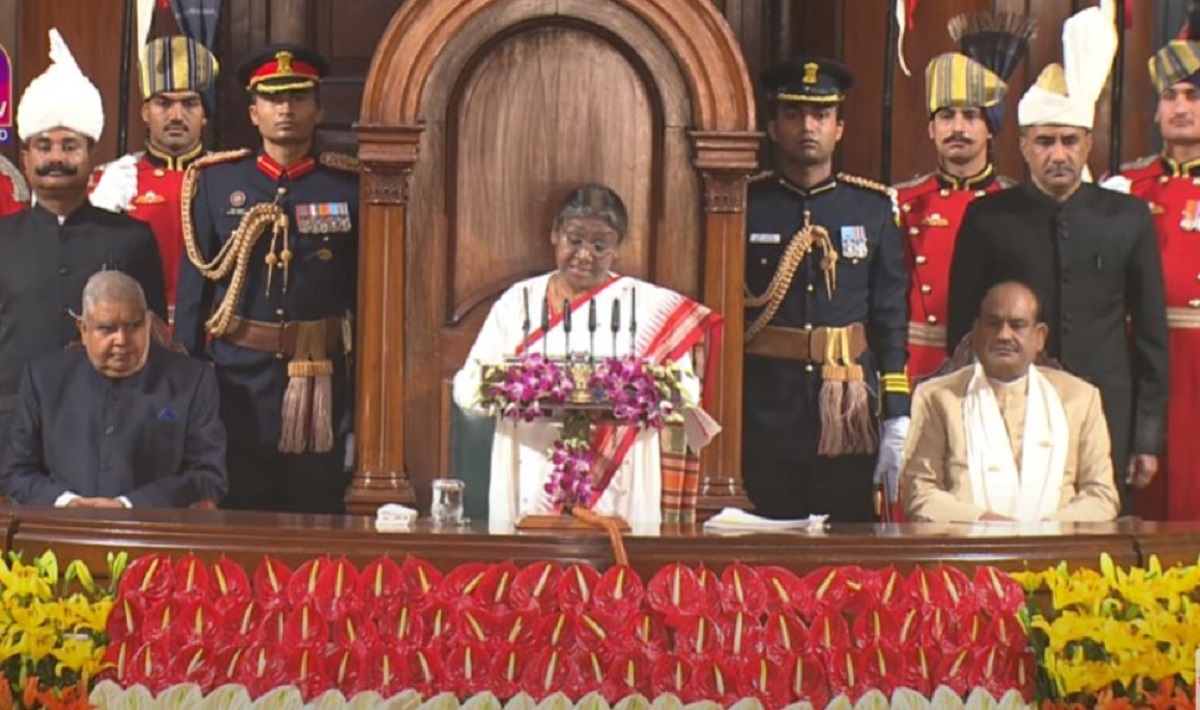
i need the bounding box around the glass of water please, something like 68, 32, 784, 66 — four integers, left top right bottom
431, 478, 467, 526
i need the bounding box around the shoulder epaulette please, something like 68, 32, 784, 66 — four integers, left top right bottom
996, 174, 1017, 189
190, 149, 252, 173
1120, 154, 1158, 173
891, 172, 934, 191
747, 170, 774, 185
837, 172, 892, 197
320, 152, 360, 173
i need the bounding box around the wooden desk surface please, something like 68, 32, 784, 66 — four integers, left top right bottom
4, 507, 1186, 577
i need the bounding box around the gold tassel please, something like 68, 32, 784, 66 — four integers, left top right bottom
277, 322, 334, 453
817, 331, 847, 456
311, 369, 334, 453
279, 367, 312, 454
842, 363, 878, 455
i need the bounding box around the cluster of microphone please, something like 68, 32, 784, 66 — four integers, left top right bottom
521, 286, 637, 362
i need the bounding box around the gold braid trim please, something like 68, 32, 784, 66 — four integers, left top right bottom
319, 152, 360, 173
180, 149, 287, 338
744, 212, 838, 341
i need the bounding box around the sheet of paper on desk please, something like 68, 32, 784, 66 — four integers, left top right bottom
703, 507, 829, 532
375, 503, 418, 532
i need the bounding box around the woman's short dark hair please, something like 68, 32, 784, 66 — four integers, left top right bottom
552, 184, 628, 240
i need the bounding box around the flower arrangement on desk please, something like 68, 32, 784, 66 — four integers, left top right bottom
0, 549, 122, 709
96, 553, 1039, 708
481, 353, 575, 423
1013, 553, 1199, 708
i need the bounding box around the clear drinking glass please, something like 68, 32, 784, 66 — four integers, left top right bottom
430, 478, 467, 526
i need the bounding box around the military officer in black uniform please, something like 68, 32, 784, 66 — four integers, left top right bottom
175, 44, 358, 514
743, 59, 910, 522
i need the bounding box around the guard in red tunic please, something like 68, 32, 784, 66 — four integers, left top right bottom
91, 36, 218, 321
0, 154, 29, 217
1116, 38, 1200, 521
893, 14, 1033, 381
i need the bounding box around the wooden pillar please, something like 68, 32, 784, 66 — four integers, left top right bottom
689, 130, 762, 516
344, 124, 423, 514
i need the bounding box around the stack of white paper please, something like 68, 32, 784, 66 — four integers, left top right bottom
375, 503, 418, 532
703, 507, 829, 532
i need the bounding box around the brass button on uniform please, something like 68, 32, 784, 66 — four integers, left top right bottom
275, 308, 285, 316
318, 248, 334, 262
907, 226, 919, 236
915, 255, 927, 265
153, 169, 165, 178
901, 203, 912, 213
805, 364, 814, 372
926, 314, 938, 324
1161, 176, 1170, 184
1189, 299, 1200, 309
920, 285, 932, 294
806, 284, 815, 293
760, 258, 768, 265
973, 190, 986, 198
804, 323, 813, 331
939, 189, 949, 197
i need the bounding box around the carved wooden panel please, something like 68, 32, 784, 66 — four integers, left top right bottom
447, 25, 656, 325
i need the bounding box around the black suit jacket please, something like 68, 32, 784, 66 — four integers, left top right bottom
0, 344, 227, 507
947, 182, 1168, 462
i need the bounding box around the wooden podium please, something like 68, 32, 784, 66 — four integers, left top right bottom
347, 0, 761, 515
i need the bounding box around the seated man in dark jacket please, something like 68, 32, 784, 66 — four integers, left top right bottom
0, 271, 227, 507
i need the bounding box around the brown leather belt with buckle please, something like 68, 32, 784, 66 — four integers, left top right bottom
219, 316, 342, 356
745, 323, 868, 362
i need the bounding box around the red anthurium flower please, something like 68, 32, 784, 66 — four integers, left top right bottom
285, 647, 330, 701
380, 603, 426, 649
958, 611, 990, 649
357, 557, 403, 622
619, 610, 668, 655
556, 563, 601, 612
399, 556, 443, 607
455, 608, 496, 647
840, 566, 882, 616
974, 566, 1026, 617
826, 645, 869, 702
440, 561, 493, 611
446, 642, 492, 696
855, 644, 903, 697
898, 646, 941, 696
605, 651, 649, 698
125, 641, 172, 694
535, 610, 579, 650
674, 614, 725, 660
803, 566, 852, 617
521, 647, 577, 701
287, 557, 329, 608
738, 655, 791, 709
325, 646, 366, 697
650, 654, 692, 697
807, 610, 851, 655
100, 640, 139, 684
720, 610, 764, 657
141, 599, 176, 643
283, 601, 329, 651
119, 554, 174, 608
684, 657, 741, 706
224, 599, 265, 644
215, 646, 248, 686
919, 606, 963, 652
171, 598, 222, 648
763, 612, 809, 660
876, 566, 911, 611
510, 561, 562, 614
851, 605, 897, 649
894, 607, 924, 650
758, 566, 807, 615
369, 648, 414, 698
167, 642, 220, 693
236, 642, 290, 698
476, 560, 520, 610
1012, 649, 1036, 702
259, 607, 289, 647
694, 564, 723, 618
330, 613, 379, 655
988, 613, 1028, 651
496, 608, 540, 650
172, 553, 211, 602
321, 557, 361, 621
572, 649, 608, 697
646, 563, 702, 624
719, 562, 768, 615
208, 556, 252, 616
935, 564, 978, 616
252, 556, 293, 610
969, 646, 1020, 698
935, 646, 975, 696
575, 610, 619, 653
785, 653, 829, 710
423, 600, 455, 645
105, 596, 145, 646
490, 644, 532, 701
905, 566, 941, 610
593, 564, 645, 618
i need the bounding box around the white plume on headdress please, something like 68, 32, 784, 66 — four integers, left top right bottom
16, 28, 105, 142
1018, 0, 1117, 129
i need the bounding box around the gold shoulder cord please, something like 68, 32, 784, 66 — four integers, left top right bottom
744, 210, 838, 341
180, 150, 288, 337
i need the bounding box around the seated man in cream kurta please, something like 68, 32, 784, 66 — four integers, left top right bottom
902, 281, 1119, 522
453, 185, 721, 524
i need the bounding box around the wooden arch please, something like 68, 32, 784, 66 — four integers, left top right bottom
348, 0, 760, 514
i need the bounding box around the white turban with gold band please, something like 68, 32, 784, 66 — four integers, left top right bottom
1017, 0, 1117, 130
16, 29, 104, 143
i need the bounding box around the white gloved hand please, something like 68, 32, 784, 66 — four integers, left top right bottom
1098, 175, 1131, 194
89, 154, 139, 212
873, 416, 910, 504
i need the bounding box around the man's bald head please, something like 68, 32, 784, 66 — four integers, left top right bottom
972, 281, 1048, 381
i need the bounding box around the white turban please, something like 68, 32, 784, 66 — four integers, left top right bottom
1018, 0, 1117, 129
16, 29, 104, 143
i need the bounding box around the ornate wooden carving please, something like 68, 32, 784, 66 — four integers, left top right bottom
351, 0, 760, 514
